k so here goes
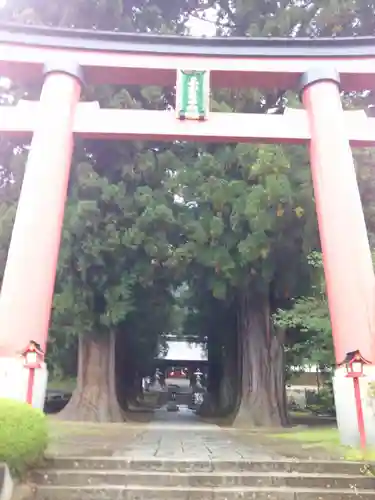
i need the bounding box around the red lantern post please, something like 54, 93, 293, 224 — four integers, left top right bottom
21, 341, 44, 406
339, 350, 371, 449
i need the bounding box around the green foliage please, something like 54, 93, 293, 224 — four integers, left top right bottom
171, 142, 316, 308
355, 148, 375, 246
274, 296, 330, 337
0, 399, 48, 475
306, 384, 335, 416
0, 149, 27, 283
273, 252, 333, 367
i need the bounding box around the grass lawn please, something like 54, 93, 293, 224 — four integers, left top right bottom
271, 427, 375, 461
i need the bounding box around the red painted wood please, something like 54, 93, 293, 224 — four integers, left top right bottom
353, 377, 367, 449
0, 42, 374, 89
0, 74, 81, 358
302, 79, 375, 364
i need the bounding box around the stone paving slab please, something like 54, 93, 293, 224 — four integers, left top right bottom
112, 407, 276, 461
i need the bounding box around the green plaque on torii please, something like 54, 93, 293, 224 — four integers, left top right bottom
176, 70, 210, 121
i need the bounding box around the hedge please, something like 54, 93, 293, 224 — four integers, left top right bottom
0, 398, 48, 475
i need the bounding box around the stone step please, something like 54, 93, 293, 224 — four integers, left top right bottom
31, 469, 375, 490
33, 484, 375, 500
44, 457, 374, 475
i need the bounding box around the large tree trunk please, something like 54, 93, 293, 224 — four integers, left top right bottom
234, 292, 288, 427
59, 332, 124, 422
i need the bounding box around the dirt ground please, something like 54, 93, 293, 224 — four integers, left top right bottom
47, 419, 145, 457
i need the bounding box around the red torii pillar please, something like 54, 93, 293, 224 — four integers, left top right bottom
0, 61, 83, 408
300, 67, 375, 445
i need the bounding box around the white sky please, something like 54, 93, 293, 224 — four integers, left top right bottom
0, 2, 218, 36
158, 341, 208, 361
187, 9, 218, 37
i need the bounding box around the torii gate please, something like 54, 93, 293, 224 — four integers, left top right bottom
0, 23, 374, 443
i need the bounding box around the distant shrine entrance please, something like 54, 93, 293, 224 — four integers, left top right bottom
152, 338, 208, 409
0, 23, 374, 443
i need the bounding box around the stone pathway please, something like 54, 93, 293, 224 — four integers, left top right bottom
113, 406, 276, 460
36, 409, 375, 499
